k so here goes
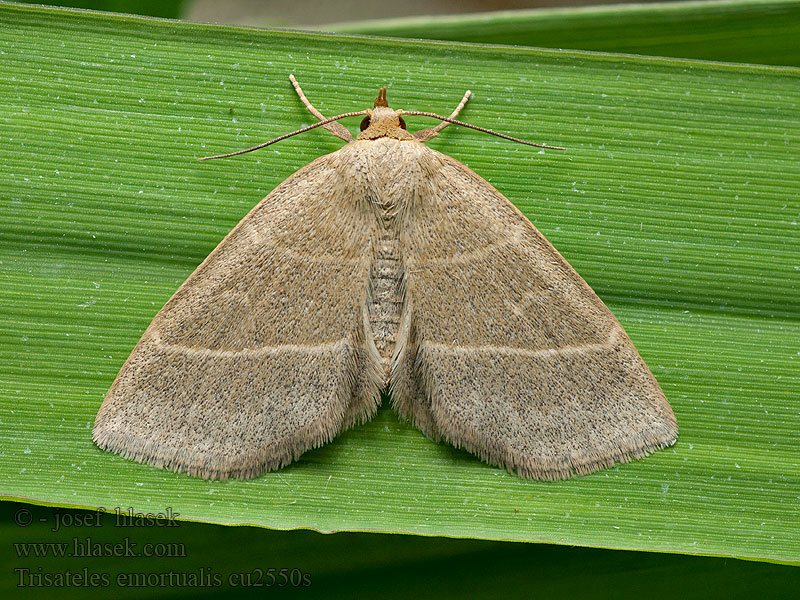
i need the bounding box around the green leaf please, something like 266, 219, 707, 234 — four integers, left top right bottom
329, 0, 800, 67
0, 2, 798, 567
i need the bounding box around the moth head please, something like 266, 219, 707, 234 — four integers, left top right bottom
357, 87, 412, 141
197, 77, 566, 162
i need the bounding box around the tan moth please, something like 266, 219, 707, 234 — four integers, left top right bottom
93, 76, 678, 480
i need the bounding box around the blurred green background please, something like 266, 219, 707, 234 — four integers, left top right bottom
11, 0, 687, 25
2, 500, 798, 599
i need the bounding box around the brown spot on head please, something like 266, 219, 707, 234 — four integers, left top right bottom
374, 87, 388, 108
358, 88, 414, 142
357, 107, 414, 142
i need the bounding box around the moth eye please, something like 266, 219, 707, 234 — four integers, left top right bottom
360, 117, 371, 131
398, 117, 407, 130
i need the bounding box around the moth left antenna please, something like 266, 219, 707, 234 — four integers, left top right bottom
198, 110, 368, 161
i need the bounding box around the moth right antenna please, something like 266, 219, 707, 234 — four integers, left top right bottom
400, 111, 566, 150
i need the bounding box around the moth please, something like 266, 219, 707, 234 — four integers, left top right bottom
93, 76, 678, 480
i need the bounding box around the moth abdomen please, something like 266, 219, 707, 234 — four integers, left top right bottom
366, 211, 405, 380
